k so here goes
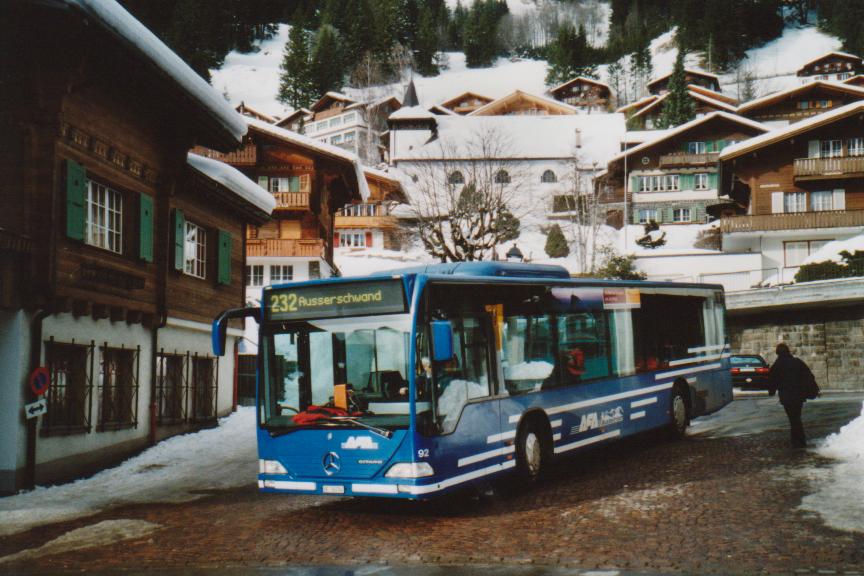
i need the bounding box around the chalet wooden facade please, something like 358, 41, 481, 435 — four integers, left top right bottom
737, 81, 864, 126
797, 51, 862, 83
0, 0, 273, 492
335, 168, 406, 250
624, 88, 737, 130
719, 101, 864, 281
547, 77, 612, 112
468, 90, 578, 116
598, 112, 769, 227
439, 92, 494, 115
647, 68, 721, 95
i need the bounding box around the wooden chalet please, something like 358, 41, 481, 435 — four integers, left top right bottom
843, 75, 864, 88
547, 77, 612, 111
599, 112, 769, 227
625, 88, 737, 130
737, 81, 864, 125
469, 90, 578, 116
439, 92, 494, 115
718, 101, 864, 277
797, 51, 862, 83
275, 108, 312, 132
647, 68, 720, 95
335, 167, 406, 250
235, 102, 277, 124
1, 0, 273, 492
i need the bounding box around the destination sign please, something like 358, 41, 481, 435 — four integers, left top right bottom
266, 279, 407, 321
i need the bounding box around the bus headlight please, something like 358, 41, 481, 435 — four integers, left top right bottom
259, 459, 288, 475
385, 462, 434, 478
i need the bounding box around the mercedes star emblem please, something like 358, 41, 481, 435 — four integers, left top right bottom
322, 451, 341, 475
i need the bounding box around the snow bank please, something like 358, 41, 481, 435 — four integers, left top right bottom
0, 408, 257, 537
802, 233, 864, 265
799, 401, 864, 533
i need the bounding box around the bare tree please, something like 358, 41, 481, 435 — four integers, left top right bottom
407, 126, 525, 262
559, 151, 605, 274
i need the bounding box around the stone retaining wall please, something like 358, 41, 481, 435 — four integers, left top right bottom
728, 306, 864, 390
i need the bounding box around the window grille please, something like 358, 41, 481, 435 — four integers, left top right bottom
98, 345, 139, 430
191, 354, 219, 422
42, 339, 94, 434
156, 351, 188, 424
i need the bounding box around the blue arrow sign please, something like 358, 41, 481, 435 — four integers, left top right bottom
25, 398, 47, 419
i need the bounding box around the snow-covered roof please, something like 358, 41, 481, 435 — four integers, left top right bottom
187, 153, 275, 215
737, 80, 864, 114
548, 76, 611, 95
720, 100, 864, 161
58, 0, 246, 149
687, 84, 738, 106
310, 91, 356, 112
245, 118, 370, 201
468, 90, 580, 116
647, 68, 720, 90
609, 111, 769, 165
622, 129, 671, 145
616, 95, 659, 114
429, 104, 458, 116
802, 233, 864, 265
798, 51, 863, 72
392, 113, 626, 167
275, 108, 312, 127
630, 90, 737, 121
389, 106, 436, 121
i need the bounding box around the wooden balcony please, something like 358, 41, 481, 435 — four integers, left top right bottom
659, 152, 719, 167
794, 156, 864, 180
335, 215, 398, 229
190, 144, 257, 166
721, 209, 864, 233
246, 239, 324, 258
273, 192, 310, 210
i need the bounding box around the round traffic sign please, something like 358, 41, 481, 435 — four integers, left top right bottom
29, 367, 50, 396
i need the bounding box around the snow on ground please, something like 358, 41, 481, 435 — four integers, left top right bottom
799, 401, 864, 533
0, 520, 161, 564
802, 233, 864, 265
0, 408, 257, 537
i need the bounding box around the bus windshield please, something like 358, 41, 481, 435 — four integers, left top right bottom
262, 314, 414, 431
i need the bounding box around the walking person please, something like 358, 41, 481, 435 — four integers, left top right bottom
768, 343, 815, 448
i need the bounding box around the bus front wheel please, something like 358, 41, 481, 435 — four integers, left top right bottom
515, 419, 550, 483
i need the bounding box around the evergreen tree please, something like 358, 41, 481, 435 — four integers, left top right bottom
415, 4, 440, 76
545, 23, 597, 86
544, 224, 570, 258
278, 21, 315, 109
310, 24, 344, 96
658, 47, 695, 128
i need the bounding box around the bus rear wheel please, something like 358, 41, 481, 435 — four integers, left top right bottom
669, 385, 690, 438
515, 420, 549, 483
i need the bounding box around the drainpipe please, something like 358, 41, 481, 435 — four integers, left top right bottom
25, 309, 52, 490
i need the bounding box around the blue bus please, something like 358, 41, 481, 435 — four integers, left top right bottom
213, 262, 732, 499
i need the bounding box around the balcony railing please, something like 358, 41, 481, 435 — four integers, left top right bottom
794, 156, 864, 179
273, 192, 310, 210
246, 239, 324, 258
658, 152, 719, 167
721, 209, 864, 233
334, 214, 398, 228
190, 145, 257, 166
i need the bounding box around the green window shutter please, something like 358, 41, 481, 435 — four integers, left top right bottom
717, 139, 728, 151
705, 140, 715, 153
258, 176, 269, 190
680, 174, 693, 191
682, 141, 690, 153
139, 194, 154, 262
630, 175, 639, 192
217, 230, 232, 285
173, 209, 185, 271
289, 176, 300, 192
65, 159, 86, 241
708, 173, 718, 190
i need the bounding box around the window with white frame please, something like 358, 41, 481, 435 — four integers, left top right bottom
694, 173, 709, 190
638, 209, 658, 223
638, 174, 679, 192
184, 221, 207, 279
672, 208, 691, 222
810, 191, 834, 211
269, 175, 310, 193
784, 239, 832, 267
86, 181, 123, 254
343, 112, 356, 124
342, 203, 377, 217
343, 131, 355, 142
270, 265, 293, 284
246, 265, 263, 287
329, 117, 341, 128
784, 192, 807, 213
331, 134, 343, 144
687, 141, 707, 154
849, 137, 864, 156
339, 232, 366, 247
821, 139, 842, 158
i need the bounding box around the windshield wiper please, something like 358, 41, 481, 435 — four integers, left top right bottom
326, 416, 393, 439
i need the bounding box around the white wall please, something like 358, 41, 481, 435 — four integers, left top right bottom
636, 252, 765, 291
0, 310, 31, 491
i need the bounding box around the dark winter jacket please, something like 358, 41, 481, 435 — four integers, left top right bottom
768, 353, 814, 405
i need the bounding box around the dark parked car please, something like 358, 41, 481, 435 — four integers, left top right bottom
730, 355, 770, 389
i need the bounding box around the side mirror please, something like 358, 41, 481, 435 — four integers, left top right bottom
212, 307, 259, 356
431, 320, 453, 362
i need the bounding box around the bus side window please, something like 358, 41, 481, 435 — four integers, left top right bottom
434, 317, 491, 433
557, 312, 611, 385
501, 315, 556, 394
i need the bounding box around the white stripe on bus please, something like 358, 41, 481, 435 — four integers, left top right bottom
351, 483, 399, 495
687, 344, 729, 353
550, 419, 563, 429
554, 430, 621, 454
260, 480, 316, 491
552, 432, 561, 441
399, 460, 518, 495
655, 363, 722, 381
630, 411, 646, 420
545, 382, 674, 417
668, 353, 724, 367
458, 445, 515, 467
486, 430, 517, 444
630, 397, 657, 408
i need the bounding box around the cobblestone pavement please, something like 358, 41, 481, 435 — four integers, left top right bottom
2, 394, 863, 576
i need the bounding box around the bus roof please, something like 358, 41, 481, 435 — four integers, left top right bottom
369, 262, 572, 279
